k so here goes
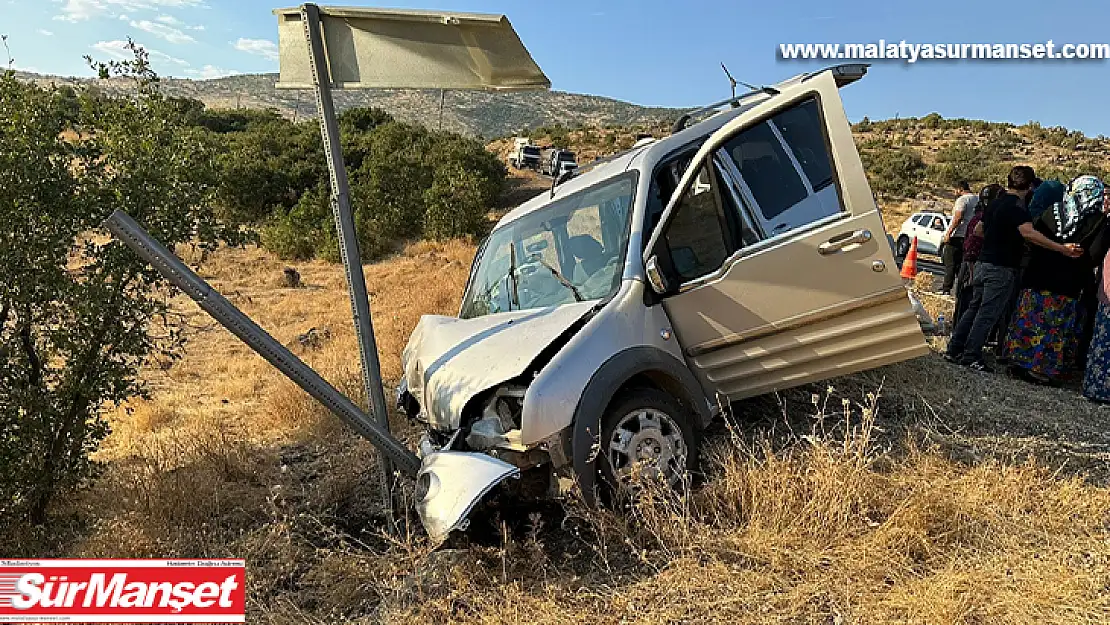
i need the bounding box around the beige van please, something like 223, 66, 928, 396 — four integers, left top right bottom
398, 64, 930, 539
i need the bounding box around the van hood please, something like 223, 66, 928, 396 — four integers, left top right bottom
402, 302, 596, 431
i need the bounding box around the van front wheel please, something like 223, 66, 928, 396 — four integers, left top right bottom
599, 388, 698, 498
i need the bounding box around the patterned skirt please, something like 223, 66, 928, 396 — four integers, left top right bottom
1083, 300, 1110, 402
1005, 289, 1078, 378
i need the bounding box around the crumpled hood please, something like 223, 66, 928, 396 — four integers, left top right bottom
402, 302, 596, 431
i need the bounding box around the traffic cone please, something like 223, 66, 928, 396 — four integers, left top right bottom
900, 237, 919, 281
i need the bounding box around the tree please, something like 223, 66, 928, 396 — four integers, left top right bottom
0, 44, 234, 527
260, 118, 505, 262
927, 143, 1005, 188
424, 164, 495, 239
338, 106, 393, 134
215, 119, 323, 225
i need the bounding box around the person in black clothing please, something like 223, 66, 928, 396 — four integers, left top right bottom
990, 168, 1042, 357
941, 181, 978, 295
946, 167, 1082, 372
1004, 175, 1110, 383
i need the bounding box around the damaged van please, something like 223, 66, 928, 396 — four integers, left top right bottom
398, 64, 930, 538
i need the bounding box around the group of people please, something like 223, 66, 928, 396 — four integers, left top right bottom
937, 166, 1110, 403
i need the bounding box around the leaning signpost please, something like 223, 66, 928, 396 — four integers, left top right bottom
105, 3, 549, 536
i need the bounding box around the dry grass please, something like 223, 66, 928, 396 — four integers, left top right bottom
19, 240, 1110, 624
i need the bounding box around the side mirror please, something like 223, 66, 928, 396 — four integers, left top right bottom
645, 255, 670, 295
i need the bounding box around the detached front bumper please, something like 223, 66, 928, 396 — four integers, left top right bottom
414, 449, 520, 543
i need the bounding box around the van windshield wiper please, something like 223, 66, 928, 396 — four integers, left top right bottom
508, 242, 520, 309
529, 256, 583, 302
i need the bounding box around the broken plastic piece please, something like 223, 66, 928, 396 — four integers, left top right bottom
415, 451, 520, 543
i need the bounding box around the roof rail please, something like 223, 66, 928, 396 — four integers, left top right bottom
670, 85, 779, 133
670, 64, 871, 134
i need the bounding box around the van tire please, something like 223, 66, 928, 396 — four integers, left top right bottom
597, 387, 698, 502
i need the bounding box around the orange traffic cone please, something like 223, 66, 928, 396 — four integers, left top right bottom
900, 237, 919, 280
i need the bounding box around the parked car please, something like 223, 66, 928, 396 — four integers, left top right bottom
509, 137, 541, 170
895, 211, 950, 257
541, 147, 578, 177
398, 64, 929, 535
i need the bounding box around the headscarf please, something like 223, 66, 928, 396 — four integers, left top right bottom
1027, 179, 1064, 220
1052, 175, 1106, 242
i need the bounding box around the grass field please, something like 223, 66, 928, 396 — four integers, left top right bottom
19, 229, 1108, 624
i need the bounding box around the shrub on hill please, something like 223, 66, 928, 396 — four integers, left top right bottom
859, 143, 927, 198
927, 143, 1010, 189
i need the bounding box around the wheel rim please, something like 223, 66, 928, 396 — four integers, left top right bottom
607, 408, 688, 491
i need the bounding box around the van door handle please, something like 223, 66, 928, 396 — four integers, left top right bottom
818, 229, 872, 255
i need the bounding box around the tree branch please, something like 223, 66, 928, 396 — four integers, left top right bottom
19, 306, 43, 388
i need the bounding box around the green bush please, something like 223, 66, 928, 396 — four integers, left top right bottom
927, 143, 1005, 188
261, 184, 333, 261
213, 119, 323, 225
860, 145, 927, 198
339, 106, 393, 134
424, 164, 501, 240
195, 107, 282, 134
921, 113, 943, 130
261, 121, 505, 262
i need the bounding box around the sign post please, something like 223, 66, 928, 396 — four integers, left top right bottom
299, 2, 398, 529
273, 2, 550, 529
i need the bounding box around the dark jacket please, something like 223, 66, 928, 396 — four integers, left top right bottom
1022, 211, 1110, 299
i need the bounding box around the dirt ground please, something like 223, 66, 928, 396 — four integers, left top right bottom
12, 98, 1110, 621
19, 204, 1110, 623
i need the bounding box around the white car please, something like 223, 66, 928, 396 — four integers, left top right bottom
895, 211, 950, 257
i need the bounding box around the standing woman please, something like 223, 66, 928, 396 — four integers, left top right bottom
1083, 184, 1110, 402
1006, 176, 1107, 384
954, 184, 1001, 325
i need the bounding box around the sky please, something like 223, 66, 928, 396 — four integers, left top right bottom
2, 0, 1109, 136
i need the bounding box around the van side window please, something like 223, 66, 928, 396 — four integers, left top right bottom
664, 164, 729, 281
724, 122, 807, 222
772, 99, 833, 190
722, 97, 843, 237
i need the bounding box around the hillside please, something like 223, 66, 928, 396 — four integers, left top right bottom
853, 117, 1110, 229
14, 70, 682, 138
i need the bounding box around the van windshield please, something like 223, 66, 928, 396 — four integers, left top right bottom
523, 146, 540, 156
460, 176, 634, 319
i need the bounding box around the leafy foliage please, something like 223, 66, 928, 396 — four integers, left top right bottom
926, 143, 1012, 189
261, 118, 505, 261
859, 142, 927, 198
213, 118, 324, 225
0, 44, 236, 526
